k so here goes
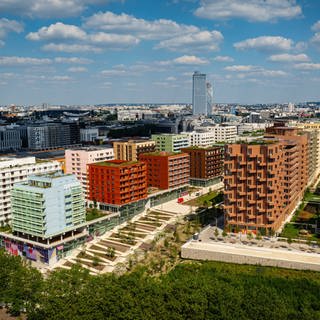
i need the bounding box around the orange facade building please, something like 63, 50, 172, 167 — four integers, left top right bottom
265, 126, 309, 215
224, 141, 285, 233
139, 152, 190, 190
224, 125, 310, 233
87, 160, 147, 205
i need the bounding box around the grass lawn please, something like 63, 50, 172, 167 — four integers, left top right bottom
183, 191, 222, 207
280, 223, 300, 239
86, 209, 106, 221
281, 223, 319, 241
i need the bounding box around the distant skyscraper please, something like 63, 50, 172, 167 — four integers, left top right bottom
192, 71, 207, 116
206, 82, 213, 115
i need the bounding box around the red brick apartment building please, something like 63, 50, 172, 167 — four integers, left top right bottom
181, 146, 224, 180
139, 152, 190, 190
224, 125, 310, 233
88, 160, 147, 205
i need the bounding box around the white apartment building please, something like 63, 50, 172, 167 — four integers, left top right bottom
65, 147, 114, 197
237, 123, 272, 135
0, 157, 61, 225
192, 125, 237, 143
181, 131, 216, 147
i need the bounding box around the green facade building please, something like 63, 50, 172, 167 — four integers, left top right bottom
151, 134, 190, 152
12, 173, 85, 239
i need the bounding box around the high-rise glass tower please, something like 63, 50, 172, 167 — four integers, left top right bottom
206, 81, 213, 116
192, 71, 207, 115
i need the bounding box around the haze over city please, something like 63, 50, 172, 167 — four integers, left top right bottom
1, 0, 320, 105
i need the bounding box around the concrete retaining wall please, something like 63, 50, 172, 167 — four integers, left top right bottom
181, 243, 320, 271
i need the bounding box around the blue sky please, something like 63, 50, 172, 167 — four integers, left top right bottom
0, 0, 320, 105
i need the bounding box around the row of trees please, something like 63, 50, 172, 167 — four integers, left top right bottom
1, 249, 320, 319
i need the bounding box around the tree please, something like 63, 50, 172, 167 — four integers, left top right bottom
214, 228, 219, 237
92, 255, 100, 267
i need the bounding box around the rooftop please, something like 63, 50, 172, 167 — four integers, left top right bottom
92, 160, 140, 167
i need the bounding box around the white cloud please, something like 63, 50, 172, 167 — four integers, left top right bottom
89, 32, 139, 47
171, 55, 209, 65
101, 69, 126, 76
311, 21, 320, 32
0, 18, 23, 38
268, 53, 310, 62
54, 57, 92, 64
68, 67, 88, 72
27, 22, 140, 52
293, 63, 320, 70
311, 32, 320, 50
214, 55, 234, 62
0, 18, 23, 46
84, 11, 225, 53
84, 11, 199, 40
52, 75, 73, 81
0, 56, 51, 66
27, 22, 86, 41
225, 65, 257, 72
259, 70, 287, 77
194, 0, 302, 22
0, 0, 117, 18
155, 30, 223, 52
166, 76, 177, 81
234, 36, 293, 52
225, 65, 287, 77
42, 43, 102, 53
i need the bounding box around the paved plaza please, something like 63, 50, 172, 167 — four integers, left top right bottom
182, 226, 320, 271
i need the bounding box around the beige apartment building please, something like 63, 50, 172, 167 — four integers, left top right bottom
113, 139, 156, 161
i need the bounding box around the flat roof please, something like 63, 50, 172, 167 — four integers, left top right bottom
92, 160, 140, 167
140, 151, 185, 157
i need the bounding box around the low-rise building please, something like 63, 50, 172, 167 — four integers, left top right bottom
113, 139, 156, 161
151, 134, 190, 152
192, 124, 237, 143
139, 151, 190, 190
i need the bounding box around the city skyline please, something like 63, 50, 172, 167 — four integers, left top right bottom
0, 0, 320, 105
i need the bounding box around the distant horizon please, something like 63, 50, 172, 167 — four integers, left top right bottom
0, 1, 319, 105
3, 100, 320, 107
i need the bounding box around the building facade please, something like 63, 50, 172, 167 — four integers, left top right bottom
88, 160, 147, 206
80, 128, 99, 142
113, 139, 156, 161
12, 173, 85, 239
193, 125, 237, 143
139, 152, 190, 190
65, 147, 114, 197
224, 125, 310, 233
27, 122, 80, 150
182, 146, 223, 186
224, 141, 285, 233
151, 134, 190, 152
0, 157, 61, 225
265, 126, 309, 213
0, 127, 21, 151
192, 71, 207, 116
